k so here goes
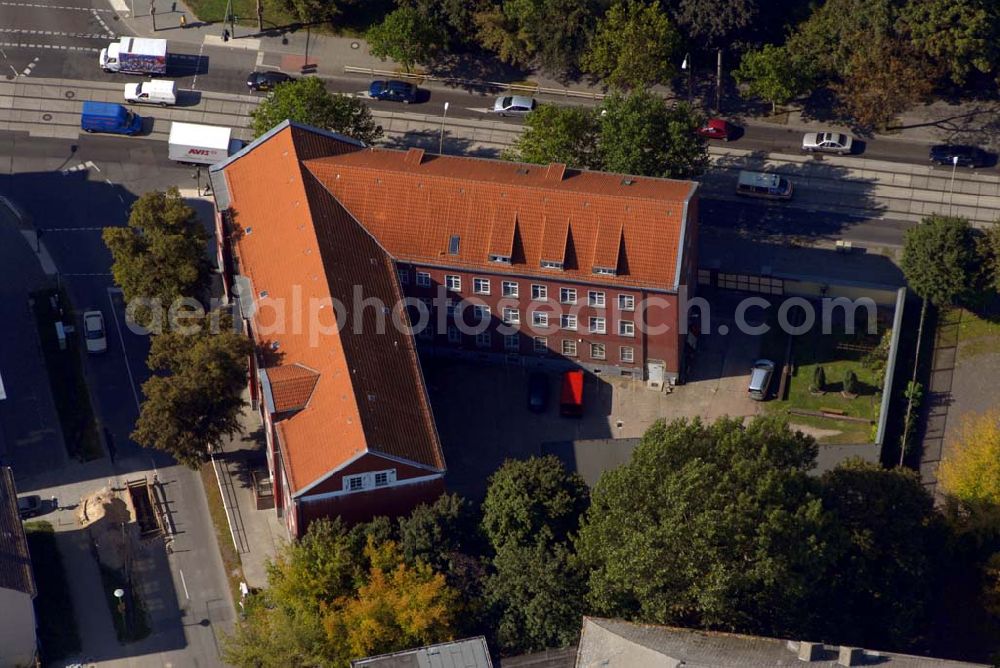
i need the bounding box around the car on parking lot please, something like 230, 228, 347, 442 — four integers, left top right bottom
696, 118, 733, 141
801, 131, 853, 155
929, 144, 990, 168
492, 95, 537, 117
527, 372, 549, 413
246, 71, 294, 92
83, 310, 107, 354
748, 359, 775, 401
368, 79, 418, 103
17, 495, 42, 519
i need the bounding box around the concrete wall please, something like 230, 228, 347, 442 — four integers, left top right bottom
0, 588, 36, 668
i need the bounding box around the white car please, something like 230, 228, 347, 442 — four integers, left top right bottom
802, 131, 853, 155
492, 95, 537, 117
83, 310, 107, 354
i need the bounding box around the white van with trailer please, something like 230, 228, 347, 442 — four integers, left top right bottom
168, 122, 243, 166
736, 170, 793, 200
124, 79, 177, 106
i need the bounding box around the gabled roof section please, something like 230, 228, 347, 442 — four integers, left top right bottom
487, 209, 516, 263
301, 150, 694, 290
261, 364, 320, 414
592, 219, 623, 274
0, 468, 36, 598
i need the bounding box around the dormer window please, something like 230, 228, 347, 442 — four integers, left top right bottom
593, 266, 617, 276
541, 260, 564, 270
489, 253, 512, 264
448, 235, 461, 255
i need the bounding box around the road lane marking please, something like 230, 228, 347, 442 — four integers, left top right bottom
179, 569, 190, 600
0, 28, 115, 39
0, 41, 99, 52
0, 1, 116, 10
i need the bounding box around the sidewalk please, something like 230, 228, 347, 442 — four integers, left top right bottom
113, 0, 1000, 150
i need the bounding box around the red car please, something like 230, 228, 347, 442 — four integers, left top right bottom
697, 118, 732, 141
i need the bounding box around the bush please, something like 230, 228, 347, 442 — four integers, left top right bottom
811, 365, 826, 393
843, 370, 858, 396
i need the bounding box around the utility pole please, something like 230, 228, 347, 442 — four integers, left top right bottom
439, 102, 449, 154
681, 54, 692, 105
715, 48, 723, 112
149, 1, 156, 30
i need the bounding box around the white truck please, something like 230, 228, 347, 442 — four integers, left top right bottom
168, 122, 243, 166
100, 37, 168, 75
124, 79, 177, 106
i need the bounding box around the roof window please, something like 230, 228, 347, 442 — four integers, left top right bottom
448, 235, 461, 255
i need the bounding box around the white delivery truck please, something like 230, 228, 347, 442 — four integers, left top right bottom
168, 122, 243, 165
100, 37, 168, 75
124, 79, 177, 106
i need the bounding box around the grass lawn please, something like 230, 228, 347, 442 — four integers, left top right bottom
766, 327, 883, 444
182, 0, 391, 35
24, 521, 82, 662
200, 461, 246, 604
949, 307, 1000, 358
97, 563, 151, 643
30, 288, 103, 461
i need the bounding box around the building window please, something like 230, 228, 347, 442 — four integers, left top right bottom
541, 260, 564, 270
502, 280, 519, 297
473, 304, 491, 321
344, 469, 397, 493
620, 346, 635, 363
532, 284, 547, 300
560, 287, 577, 304
589, 290, 606, 307
473, 277, 491, 294
593, 266, 616, 276
397, 268, 410, 284
533, 336, 548, 353
505, 334, 519, 352
476, 331, 491, 347
490, 254, 511, 264
418, 297, 432, 312
446, 299, 456, 317
347, 475, 364, 491
374, 471, 389, 487
532, 311, 548, 327
446, 275, 461, 292
619, 320, 635, 337
618, 294, 635, 311
416, 271, 431, 287
448, 326, 460, 343
591, 343, 606, 360
589, 316, 606, 334
562, 339, 577, 357
561, 314, 577, 330
503, 307, 520, 325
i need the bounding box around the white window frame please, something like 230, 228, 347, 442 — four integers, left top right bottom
476, 331, 491, 347
591, 343, 606, 360
619, 320, 635, 337
503, 307, 520, 325
502, 280, 519, 297
447, 325, 460, 343
561, 314, 577, 331
589, 316, 606, 334
532, 284, 548, 300
505, 334, 519, 352
473, 304, 491, 321
446, 299, 456, 317
532, 311, 549, 327
473, 277, 491, 295
588, 290, 606, 307
618, 294, 635, 311
416, 271, 431, 287
560, 287, 577, 304
562, 339, 577, 357
533, 336, 548, 353
397, 268, 410, 284
446, 274, 461, 292
343, 469, 397, 492
620, 346, 635, 363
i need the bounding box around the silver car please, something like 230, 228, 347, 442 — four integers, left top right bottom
802, 131, 853, 155
83, 310, 107, 354
492, 95, 537, 117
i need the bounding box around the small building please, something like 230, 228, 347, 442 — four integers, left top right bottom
0, 467, 37, 668
351, 636, 492, 668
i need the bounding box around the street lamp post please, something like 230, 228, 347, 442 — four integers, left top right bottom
438, 102, 449, 155
681, 53, 692, 105
948, 155, 959, 216
113, 588, 126, 633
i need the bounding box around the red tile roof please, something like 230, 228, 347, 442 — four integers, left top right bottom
263, 364, 320, 413
304, 150, 696, 289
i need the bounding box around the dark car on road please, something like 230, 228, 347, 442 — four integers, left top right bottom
17, 495, 43, 519
929, 144, 990, 168
368, 80, 418, 103
527, 372, 549, 413
246, 71, 295, 92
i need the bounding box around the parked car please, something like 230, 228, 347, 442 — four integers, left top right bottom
246, 71, 294, 92
368, 79, 418, 103
17, 495, 42, 519
929, 144, 990, 168
83, 310, 107, 354
527, 372, 549, 413
492, 95, 537, 117
697, 118, 733, 141
801, 131, 853, 155
560, 369, 584, 417
748, 359, 775, 401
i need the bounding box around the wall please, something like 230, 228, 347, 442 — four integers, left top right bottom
296, 476, 445, 536
0, 588, 36, 667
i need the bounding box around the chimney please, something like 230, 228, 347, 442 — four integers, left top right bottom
798, 641, 822, 662
546, 162, 567, 182
838, 646, 863, 666
404, 147, 425, 165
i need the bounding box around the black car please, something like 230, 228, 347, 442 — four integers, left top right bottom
246, 71, 295, 92
929, 144, 990, 168
527, 372, 549, 413
17, 495, 43, 520
368, 80, 418, 104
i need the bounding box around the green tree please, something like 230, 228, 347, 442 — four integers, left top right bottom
811, 365, 826, 393
898, 0, 999, 86
582, 1, 680, 90
786, 0, 897, 79
366, 6, 445, 72
672, 0, 758, 46
250, 77, 383, 143
843, 369, 858, 395
502, 104, 599, 169
482, 456, 589, 547
102, 188, 210, 329
399, 0, 484, 48
576, 416, 834, 636
265, 0, 340, 24
939, 410, 1000, 530
132, 312, 253, 468
733, 44, 813, 113
474, 0, 598, 71
817, 460, 943, 647
978, 220, 1000, 293
901, 214, 984, 306
598, 92, 708, 179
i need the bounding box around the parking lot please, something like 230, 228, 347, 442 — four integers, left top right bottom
424, 317, 766, 498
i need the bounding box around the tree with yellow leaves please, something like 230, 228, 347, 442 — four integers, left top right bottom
939, 410, 1000, 529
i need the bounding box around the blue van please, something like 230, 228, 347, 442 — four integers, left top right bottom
80, 101, 143, 135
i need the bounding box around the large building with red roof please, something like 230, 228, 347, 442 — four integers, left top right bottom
209, 121, 698, 538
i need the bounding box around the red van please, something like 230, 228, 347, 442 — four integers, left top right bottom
560, 370, 584, 417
